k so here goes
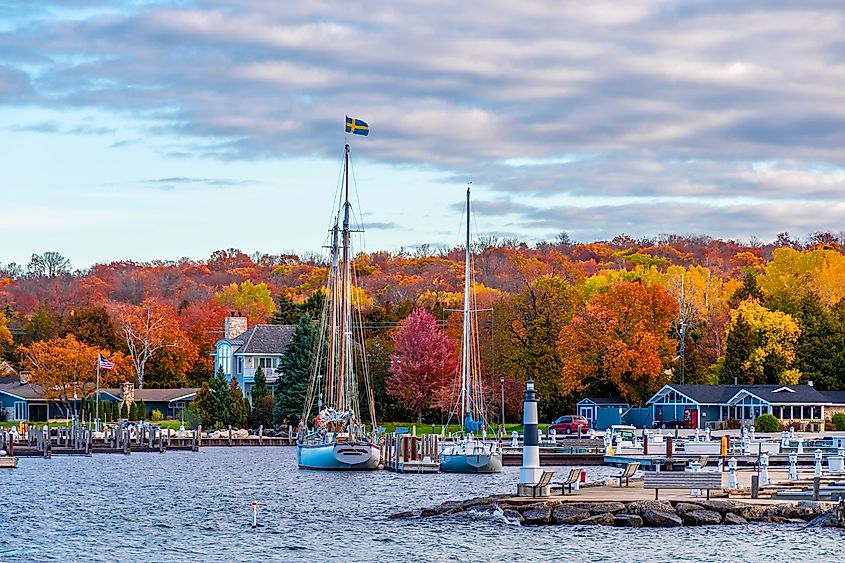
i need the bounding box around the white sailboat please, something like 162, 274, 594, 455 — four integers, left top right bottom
296, 142, 381, 471
440, 186, 503, 474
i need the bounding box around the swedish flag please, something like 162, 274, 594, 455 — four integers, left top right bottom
345, 116, 369, 136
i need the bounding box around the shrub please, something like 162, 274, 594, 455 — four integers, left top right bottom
138, 399, 147, 420
755, 413, 780, 432
150, 409, 164, 422
129, 402, 138, 421
830, 413, 845, 431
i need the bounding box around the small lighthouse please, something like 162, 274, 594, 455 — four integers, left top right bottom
518, 378, 543, 495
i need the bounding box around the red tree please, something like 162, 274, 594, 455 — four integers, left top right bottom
387, 308, 456, 422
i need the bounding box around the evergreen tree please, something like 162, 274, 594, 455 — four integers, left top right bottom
270, 292, 300, 324
249, 367, 274, 428
129, 402, 138, 421
209, 366, 231, 429
120, 401, 129, 419
228, 375, 248, 428
720, 312, 756, 384
251, 367, 269, 402
274, 315, 317, 425
795, 292, 845, 390
138, 399, 147, 420
111, 400, 119, 420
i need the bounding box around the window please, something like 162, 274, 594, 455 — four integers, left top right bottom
217, 343, 232, 375
258, 357, 276, 370
14, 401, 27, 421
237, 357, 244, 375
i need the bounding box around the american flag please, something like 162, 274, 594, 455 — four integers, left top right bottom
98, 355, 116, 370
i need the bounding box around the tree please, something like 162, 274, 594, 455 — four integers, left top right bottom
22, 305, 56, 344
119, 299, 180, 388
755, 413, 780, 432
720, 299, 801, 385
129, 402, 138, 421
209, 366, 231, 429
189, 382, 213, 428
21, 335, 131, 413
274, 316, 317, 425
138, 399, 147, 420
558, 281, 677, 406
270, 292, 300, 324
251, 367, 269, 402
215, 280, 276, 323
229, 376, 249, 428
62, 306, 120, 350
111, 400, 120, 420
0, 312, 11, 347
249, 368, 273, 428
386, 308, 456, 422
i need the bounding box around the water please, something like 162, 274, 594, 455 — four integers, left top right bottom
1, 448, 841, 562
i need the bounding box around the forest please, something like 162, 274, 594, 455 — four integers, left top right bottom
4, 229, 845, 423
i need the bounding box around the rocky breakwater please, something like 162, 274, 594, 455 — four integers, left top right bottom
392, 497, 845, 528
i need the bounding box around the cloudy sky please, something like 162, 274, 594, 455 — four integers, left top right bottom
3, 1, 845, 267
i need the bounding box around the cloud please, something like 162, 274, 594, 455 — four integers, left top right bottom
139, 177, 259, 190
4, 1, 845, 241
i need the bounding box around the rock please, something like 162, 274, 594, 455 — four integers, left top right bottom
567, 502, 626, 515
681, 500, 738, 515
626, 500, 674, 516
580, 512, 616, 526
421, 500, 464, 517
388, 510, 418, 519
733, 504, 767, 521
673, 502, 705, 517
770, 504, 820, 521
552, 506, 591, 524
613, 514, 643, 527
681, 509, 722, 526
641, 509, 683, 527
522, 506, 553, 525
722, 513, 747, 525
502, 509, 524, 524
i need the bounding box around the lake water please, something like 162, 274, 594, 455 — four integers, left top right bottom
2, 448, 842, 562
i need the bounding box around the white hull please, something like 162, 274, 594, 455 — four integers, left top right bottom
297, 440, 381, 471
440, 440, 502, 473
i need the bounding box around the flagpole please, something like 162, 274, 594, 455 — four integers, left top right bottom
96, 356, 100, 432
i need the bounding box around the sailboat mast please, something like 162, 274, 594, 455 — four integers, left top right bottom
462, 185, 472, 426
326, 222, 340, 408
338, 144, 351, 413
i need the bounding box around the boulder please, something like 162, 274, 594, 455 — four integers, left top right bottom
681, 509, 722, 526
641, 509, 683, 527
553, 506, 591, 524
626, 500, 674, 516
681, 500, 738, 515
769, 504, 820, 521
421, 500, 464, 517
502, 509, 525, 525
733, 504, 767, 521
567, 502, 626, 515
580, 512, 616, 526
522, 506, 553, 525
613, 514, 643, 527
673, 502, 705, 517
388, 510, 417, 519
722, 513, 747, 525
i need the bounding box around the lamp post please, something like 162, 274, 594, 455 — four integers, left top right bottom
500, 376, 505, 429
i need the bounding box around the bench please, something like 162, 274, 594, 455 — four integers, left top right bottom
643, 471, 723, 500
528, 471, 555, 498
617, 462, 639, 488
551, 467, 582, 495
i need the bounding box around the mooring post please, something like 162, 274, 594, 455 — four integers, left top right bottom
751, 475, 759, 499
228, 425, 233, 447
813, 476, 820, 501
259, 425, 263, 446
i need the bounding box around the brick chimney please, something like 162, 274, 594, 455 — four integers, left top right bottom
19, 370, 31, 385
224, 312, 248, 340
121, 381, 135, 405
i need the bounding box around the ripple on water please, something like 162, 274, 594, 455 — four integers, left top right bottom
3, 448, 843, 562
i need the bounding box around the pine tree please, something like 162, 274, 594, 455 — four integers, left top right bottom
251, 367, 269, 402
129, 402, 138, 421
192, 382, 212, 427
228, 375, 248, 428
249, 366, 274, 428
274, 315, 317, 425
270, 292, 300, 325
120, 402, 129, 419
112, 400, 120, 420
209, 365, 231, 429
138, 399, 147, 421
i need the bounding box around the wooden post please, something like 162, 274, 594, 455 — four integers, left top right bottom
751, 475, 759, 499
666, 436, 673, 459
813, 477, 820, 501
228, 425, 233, 447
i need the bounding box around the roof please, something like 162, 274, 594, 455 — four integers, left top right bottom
822, 391, 845, 404
652, 384, 842, 405
102, 388, 199, 403
0, 382, 46, 400
578, 397, 629, 406
232, 324, 296, 355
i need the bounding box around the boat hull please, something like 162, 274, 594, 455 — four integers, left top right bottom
440, 451, 503, 474
297, 441, 381, 471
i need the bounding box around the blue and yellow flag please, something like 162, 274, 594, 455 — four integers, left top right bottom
345, 116, 369, 136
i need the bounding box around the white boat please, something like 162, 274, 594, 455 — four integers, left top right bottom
296, 140, 381, 471
440, 186, 502, 474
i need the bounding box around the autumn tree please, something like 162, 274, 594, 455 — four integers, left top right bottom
215, 280, 276, 323
387, 308, 457, 422
21, 335, 131, 413
718, 298, 801, 385
118, 300, 180, 388
62, 306, 121, 350
0, 312, 11, 347
558, 281, 677, 406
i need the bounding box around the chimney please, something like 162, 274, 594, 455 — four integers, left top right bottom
19, 370, 31, 385
807, 380, 814, 387
225, 314, 248, 340
121, 381, 135, 405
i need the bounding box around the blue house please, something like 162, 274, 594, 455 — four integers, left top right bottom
576, 397, 629, 430
646, 383, 845, 429
211, 313, 296, 398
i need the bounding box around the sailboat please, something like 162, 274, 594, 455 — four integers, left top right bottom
439, 186, 503, 474
296, 142, 381, 471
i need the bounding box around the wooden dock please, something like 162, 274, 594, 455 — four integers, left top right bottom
383, 433, 441, 473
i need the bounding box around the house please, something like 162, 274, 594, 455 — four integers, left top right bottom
646, 383, 845, 429
576, 397, 629, 430
0, 377, 198, 422
211, 313, 296, 397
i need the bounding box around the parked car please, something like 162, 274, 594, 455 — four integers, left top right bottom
549, 415, 590, 434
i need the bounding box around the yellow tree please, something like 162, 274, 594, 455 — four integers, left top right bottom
0, 314, 11, 347
758, 247, 845, 310
21, 335, 132, 411
721, 299, 801, 385
215, 280, 276, 323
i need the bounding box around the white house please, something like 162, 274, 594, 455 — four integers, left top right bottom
211, 313, 296, 398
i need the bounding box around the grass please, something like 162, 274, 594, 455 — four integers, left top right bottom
378, 422, 551, 434
1, 419, 186, 429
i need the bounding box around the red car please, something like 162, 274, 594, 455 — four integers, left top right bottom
550, 415, 590, 434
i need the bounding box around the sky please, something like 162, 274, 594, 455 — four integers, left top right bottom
3, 1, 845, 268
